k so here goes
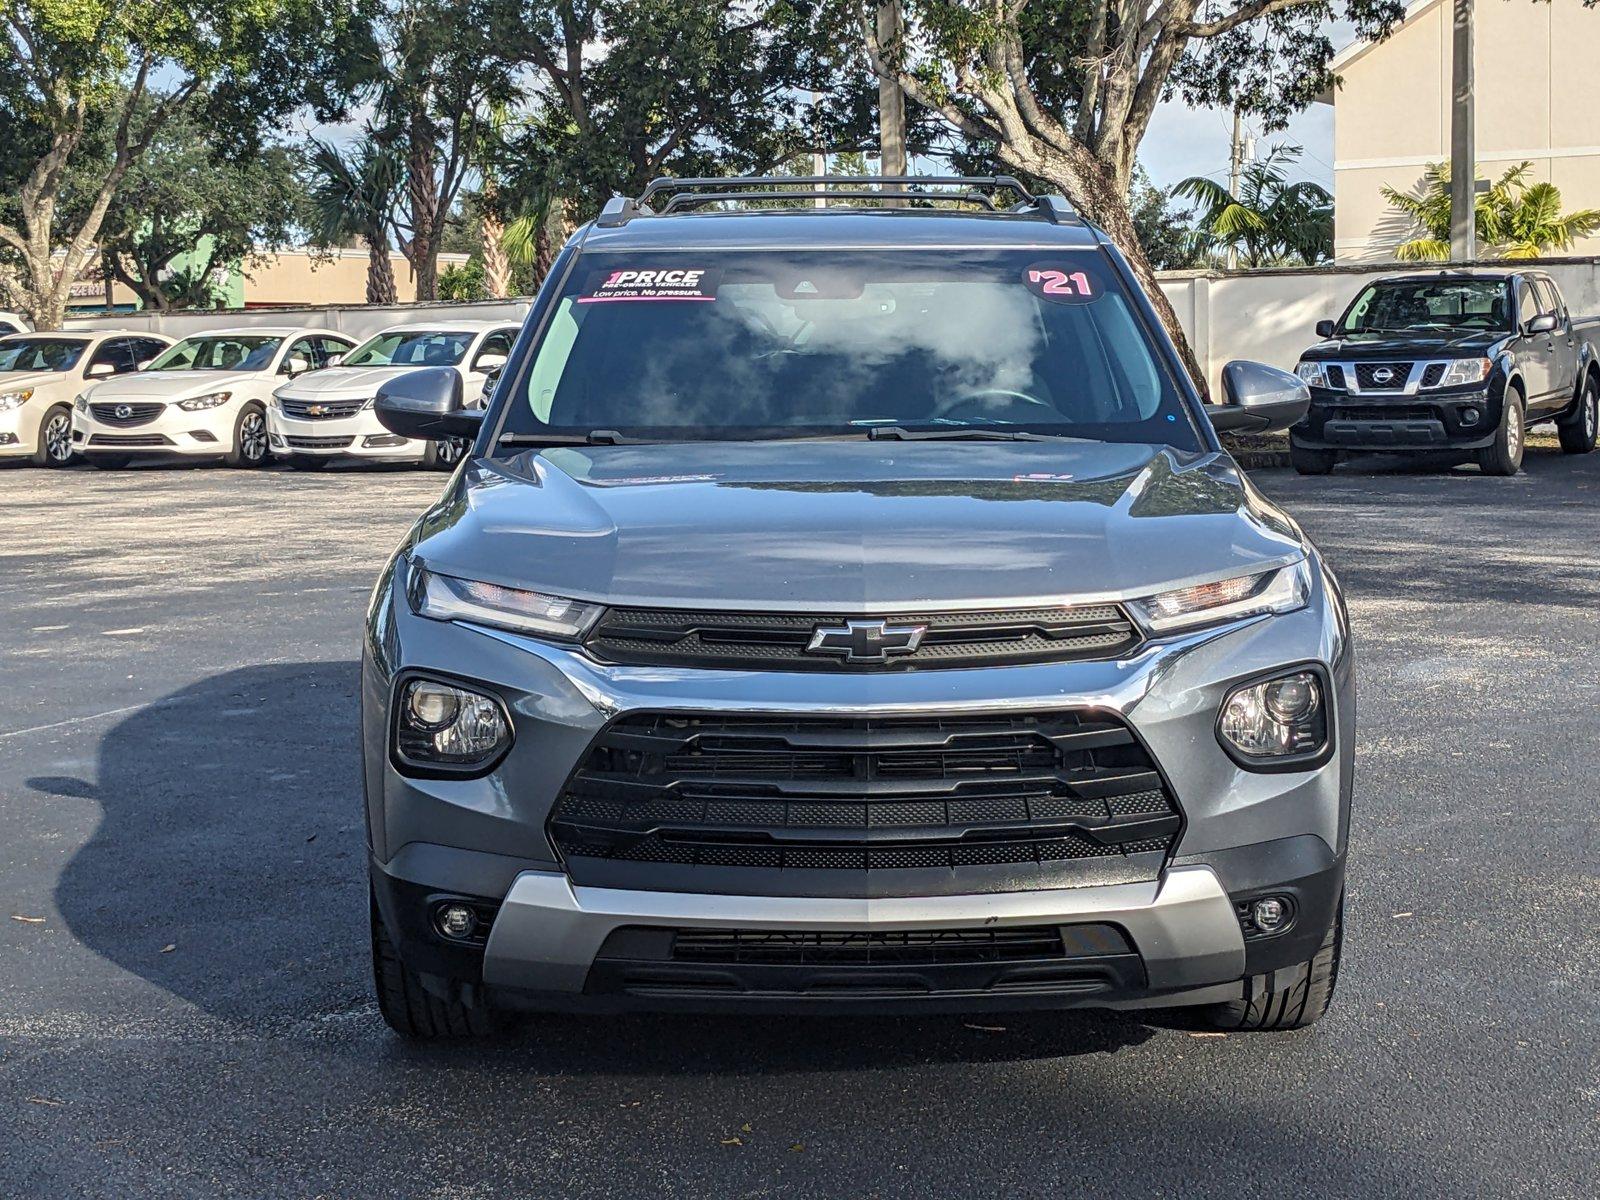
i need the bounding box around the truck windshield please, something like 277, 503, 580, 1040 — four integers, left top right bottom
500, 248, 1200, 449
149, 335, 282, 371
1339, 279, 1512, 334
0, 337, 88, 373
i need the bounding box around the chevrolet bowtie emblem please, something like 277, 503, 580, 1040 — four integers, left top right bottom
805, 619, 928, 663
307, 403, 329, 416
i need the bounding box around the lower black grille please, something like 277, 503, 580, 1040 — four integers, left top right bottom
550, 711, 1180, 885
1354, 362, 1412, 390
90, 433, 171, 447
670, 926, 1067, 965
1333, 405, 1437, 422
89, 401, 164, 427
285, 435, 354, 449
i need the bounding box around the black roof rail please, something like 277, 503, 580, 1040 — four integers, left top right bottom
591, 175, 1080, 226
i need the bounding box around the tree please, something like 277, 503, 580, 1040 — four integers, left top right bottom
98, 106, 305, 311
0, 0, 369, 328
859, 0, 1404, 389
305, 135, 406, 305
1175, 144, 1331, 267
1129, 169, 1199, 271
1383, 161, 1600, 262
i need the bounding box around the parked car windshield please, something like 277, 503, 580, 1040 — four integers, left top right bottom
501, 248, 1200, 449
149, 335, 283, 372
1338, 278, 1512, 334
343, 330, 476, 368
0, 336, 89, 373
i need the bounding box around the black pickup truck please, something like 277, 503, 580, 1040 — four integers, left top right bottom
1291, 270, 1600, 475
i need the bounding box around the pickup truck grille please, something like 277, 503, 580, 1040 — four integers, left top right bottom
1354, 362, 1412, 391
549, 711, 1181, 884
585, 604, 1140, 672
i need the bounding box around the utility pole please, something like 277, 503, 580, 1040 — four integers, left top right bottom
1226, 109, 1244, 270
812, 92, 827, 208
1449, 0, 1476, 261
877, 1, 907, 203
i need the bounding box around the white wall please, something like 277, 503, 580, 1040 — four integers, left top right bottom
63, 299, 535, 341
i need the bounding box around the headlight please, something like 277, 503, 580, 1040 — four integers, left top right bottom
409, 563, 604, 640
1294, 361, 1332, 388
1432, 357, 1493, 387
1218, 668, 1329, 766
0, 389, 34, 411
1128, 559, 1311, 635
74, 393, 90, 413
393, 676, 512, 772
176, 391, 232, 411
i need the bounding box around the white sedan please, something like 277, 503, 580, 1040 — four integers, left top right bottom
0, 330, 172, 467
268, 322, 517, 470
72, 326, 356, 468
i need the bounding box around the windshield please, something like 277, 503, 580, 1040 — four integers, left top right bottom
149, 335, 282, 372
343, 330, 475, 368
1339, 279, 1511, 334
0, 337, 88, 373
499, 249, 1199, 449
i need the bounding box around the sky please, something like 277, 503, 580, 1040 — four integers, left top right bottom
1140, 100, 1336, 193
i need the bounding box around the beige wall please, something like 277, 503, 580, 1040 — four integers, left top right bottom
241, 248, 470, 306
1331, 0, 1600, 261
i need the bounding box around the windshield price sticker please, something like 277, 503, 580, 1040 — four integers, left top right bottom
579, 267, 719, 303
1023, 263, 1098, 304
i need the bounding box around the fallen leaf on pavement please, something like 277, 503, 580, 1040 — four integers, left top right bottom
1392, 912, 1414, 919
963, 1023, 1006, 1032
26, 1097, 65, 1106
720, 1137, 743, 1146
160, 944, 176, 953
790, 1143, 805, 1153
11, 915, 45, 924
1188, 1032, 1227, 1039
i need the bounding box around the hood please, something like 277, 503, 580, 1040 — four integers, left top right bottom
409, 441, 1306, 611
0, 370, 62, 393
1302, 330, 1505, 360
87, 369, 260, 400
278, 364, 462, 399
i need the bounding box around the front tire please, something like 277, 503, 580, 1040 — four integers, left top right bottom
224, 404, 270, 468
1290, 443, 1338, 476
1477, 389, 1525, 476
1557, 375, 1598, 455
1198, 894, 1344, 1031
32, 404, 75, 467
371, 893, 506, 1039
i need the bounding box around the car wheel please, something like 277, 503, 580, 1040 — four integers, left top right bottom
225, 404, 270, 468
1557, 375, 1598, 455
422, 437, 469, 471
1477, 389, 1525, 476
88, 454, 133, 470
31, 404, 76, 468
284, 454, 329, 471
1289, 443, 1338, 476
370, 889, 508, 1039
1196, 893, 1344, 1032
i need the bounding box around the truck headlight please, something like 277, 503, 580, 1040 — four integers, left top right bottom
177, 391, 232, 411
394, 676, 512, 772
1218, 668, 1329, 766
409, 563, 603, 640
1128, 560, 1311, 635
1294, 361, 1332, 388
1433, 358, 1493, 387
0, 389, 34, 411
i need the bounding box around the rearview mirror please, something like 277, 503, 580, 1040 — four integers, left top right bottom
1526, 313, 1558, 335
1209, 360, 1311, 434
374, 367, 484, 440
1315, 319, 1336, 339
85, 361, 115, 379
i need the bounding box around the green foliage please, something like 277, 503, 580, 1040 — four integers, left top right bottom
1175, 145, 1332, 267
1383, 162, 1600, 261
1129, 170, 1200, 271
438, 258, 487, 301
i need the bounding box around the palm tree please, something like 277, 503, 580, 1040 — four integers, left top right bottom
1174, 146, 1332, 268
1382, 162, 1600, 261
305, 137, 405, 305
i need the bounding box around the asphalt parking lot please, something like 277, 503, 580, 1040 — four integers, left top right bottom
2, 449, 1597, 1199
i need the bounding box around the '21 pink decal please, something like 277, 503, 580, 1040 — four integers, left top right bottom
1022, 264, 1099, 303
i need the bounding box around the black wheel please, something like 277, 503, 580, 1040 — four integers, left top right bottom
225, 404, 270, 468
1477, 389, 1525, 476
371, 892, 507, 1039
421, 437, 470, 471
284, 454, 329, 471
89, 454, 132, 470
1198, 894, 1344, 1031
1557, 375, 1598, 455
1290, 443, 1338, 476
32, 404, 75, 467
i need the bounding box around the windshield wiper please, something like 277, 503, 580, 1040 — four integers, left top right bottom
497, 429, 647, 446
866, 426, 1081, 442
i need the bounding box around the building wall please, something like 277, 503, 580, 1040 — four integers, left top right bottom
1332, 0, 1600, 261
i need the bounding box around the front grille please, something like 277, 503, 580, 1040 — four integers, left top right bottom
89, 401, 164, 427
285, 435, 355, 449
549, 711, 1181, 883
89, 433, 171, 447
279, 396, 367, 420
1419, 363, 1446, 388
671, 926, 1066, 965
1354, 362, 1412, 391
586, 604, 1140, 672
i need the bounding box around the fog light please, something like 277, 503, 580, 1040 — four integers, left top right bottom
1252, 897, 1289, 933
435, 903, 477, 940
1460, 407, 1481, 427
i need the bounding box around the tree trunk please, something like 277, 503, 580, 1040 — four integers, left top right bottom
481, 208, 510, 299
367, 237, 398, 305
407, 105, 441, 302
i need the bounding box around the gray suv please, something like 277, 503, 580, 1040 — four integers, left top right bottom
363, 177, 1350, 1038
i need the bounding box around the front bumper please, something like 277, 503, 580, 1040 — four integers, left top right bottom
0, 407, 33, 456
267, 408, 427, 459
72, 405, 237, 456
1293, 386, 1502, 451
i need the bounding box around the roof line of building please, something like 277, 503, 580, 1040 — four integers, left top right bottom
1316, 0, 1443, 105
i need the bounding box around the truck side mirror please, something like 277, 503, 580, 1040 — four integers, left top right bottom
1208, 360, 1312, 434
1525, 313, 1558, 335
374, 367, 485, 440
1315, 319, 1336, 339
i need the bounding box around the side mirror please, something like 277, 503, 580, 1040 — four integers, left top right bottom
326, 353, 345, 368
1209, 360, 1312, 434
85, 361, 115, 379
1525, 313, 1558, 335
374, 367, 484, 440
474, 352, 508, 372
283, 354, 311, 376
1315, 319, 1336, 339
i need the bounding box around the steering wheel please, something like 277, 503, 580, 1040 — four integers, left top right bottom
931, 388, 1057, 421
